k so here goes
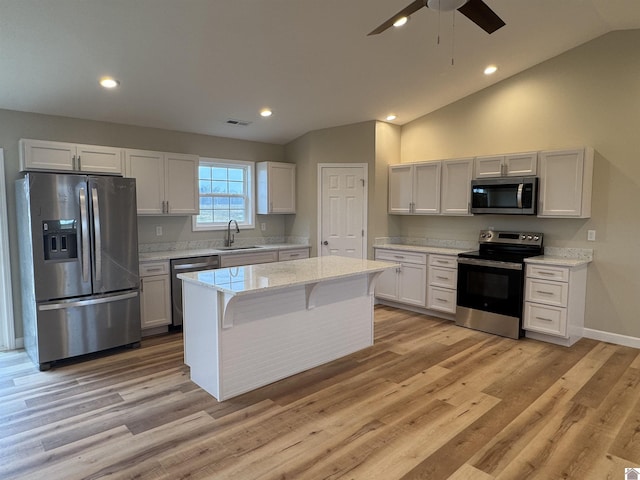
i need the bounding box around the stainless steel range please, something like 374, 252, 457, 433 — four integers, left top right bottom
456, 230, 543, 339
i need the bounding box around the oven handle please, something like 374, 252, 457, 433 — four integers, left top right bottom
457, 257, 523, 270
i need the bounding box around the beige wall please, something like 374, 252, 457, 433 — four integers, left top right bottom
0, 109, 284, 338
284, 120, 390, 257
398, 29, 640, 338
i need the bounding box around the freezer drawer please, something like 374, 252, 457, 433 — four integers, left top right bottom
33, 291, 141, 369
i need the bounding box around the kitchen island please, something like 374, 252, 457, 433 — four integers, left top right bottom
178, 256, 397, 401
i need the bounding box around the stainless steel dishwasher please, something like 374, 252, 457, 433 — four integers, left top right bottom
170, 255, 220, 328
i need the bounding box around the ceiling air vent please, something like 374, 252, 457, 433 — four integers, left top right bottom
225, 118, 252, 127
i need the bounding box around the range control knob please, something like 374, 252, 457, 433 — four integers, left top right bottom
521, 234, 526, 240
485, 232, 492, 238
533, 235, 540, 241
480, 233, 486, 238
527, 235, 533, 240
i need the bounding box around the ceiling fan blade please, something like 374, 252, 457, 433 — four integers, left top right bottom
457, 0, 505, 34
368, 0, 425, 36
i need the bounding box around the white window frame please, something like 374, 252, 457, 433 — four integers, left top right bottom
192, 158, 255, 231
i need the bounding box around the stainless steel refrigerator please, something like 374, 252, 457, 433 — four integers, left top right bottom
16, 172, 141, 370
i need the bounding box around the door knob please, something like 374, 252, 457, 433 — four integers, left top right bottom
323, 241, 328, 245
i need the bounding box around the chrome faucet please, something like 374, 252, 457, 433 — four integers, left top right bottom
225, 219, 240, 247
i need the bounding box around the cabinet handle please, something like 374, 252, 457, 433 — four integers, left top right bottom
537, 271, 556, 276
393, 255, 405, 259
436, 297, 448, 302
140, 278, 144, 293
145, 268, 164, 273
436, 259, 449, 264
535, 290, 555, 295
289, 253, 300, 257
77, 155, 82, 170
436, 275, 448, 280
270, 201, 273, 212
535, 316, 554, 322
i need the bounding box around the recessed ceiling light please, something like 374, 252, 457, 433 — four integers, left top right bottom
99, 77, 120, 89
393, 16, 408, 28
260, 108, 273, 118
484, 65, 498, 75
386, 114, 397, 121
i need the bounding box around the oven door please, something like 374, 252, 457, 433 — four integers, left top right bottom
456, 257, 525, 319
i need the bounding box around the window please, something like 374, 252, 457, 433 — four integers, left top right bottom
192, 158, 254, 231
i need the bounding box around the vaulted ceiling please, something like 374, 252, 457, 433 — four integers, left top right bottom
1, 0, 639, 144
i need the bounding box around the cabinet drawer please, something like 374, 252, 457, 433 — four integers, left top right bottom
140, 261, 169, 277
429, 254, 457, 269
220, 251, 278, 268
428, 266, 457, 288
427, 286, 456, 314
524, 302, 567, 337
278, 248, 310, 261
374, 249, 427, 265
527, 264, 569, 282
526, 278, 568, 307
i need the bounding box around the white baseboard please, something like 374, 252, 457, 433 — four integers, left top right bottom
583, 328, 640, 349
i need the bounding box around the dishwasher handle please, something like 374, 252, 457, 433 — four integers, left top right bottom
173, 261, 219, 271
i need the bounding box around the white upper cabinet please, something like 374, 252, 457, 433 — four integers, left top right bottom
389, 159, 470, 215
388, 164, 414, 214
441, 158, 474, 215
538, 147, 593, 218
413, 162, 441, 214
474, 152, 537, 178
256, 161, 296, 214
20, 139, 123, 174
388, 162, 441, 214
124, 149, 199, 216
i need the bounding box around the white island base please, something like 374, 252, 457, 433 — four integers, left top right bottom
180, 257, 396, 401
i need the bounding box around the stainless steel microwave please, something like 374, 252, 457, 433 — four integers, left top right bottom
470, 176, 538, 215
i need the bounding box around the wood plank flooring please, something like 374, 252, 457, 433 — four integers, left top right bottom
2, 305, 640, 479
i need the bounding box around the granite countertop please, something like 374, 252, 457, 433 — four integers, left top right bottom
525, 256, 592, 267
373, 244, 472, 256
177, 256, 398, 296
139, 243, 310, 262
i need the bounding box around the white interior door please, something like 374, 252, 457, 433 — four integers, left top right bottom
318, 164, 367, 258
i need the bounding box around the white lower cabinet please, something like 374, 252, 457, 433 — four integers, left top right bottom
427, 254, 458, 314
523, 262, 588, 346
139, 261, 171, 331
374, 249, 427, 308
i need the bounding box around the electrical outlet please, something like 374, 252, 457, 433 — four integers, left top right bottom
155, 225, 163, 236
587, 229, 596, 241
260, 222, 266, 231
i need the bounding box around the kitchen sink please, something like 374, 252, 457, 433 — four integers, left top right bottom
216, 245, 263, 251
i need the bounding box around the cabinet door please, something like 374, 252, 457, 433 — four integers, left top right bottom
388, 164, 413, 214
140, 275, 171, 329
505, 152, 537, 176
398, 263, 427, 307
441, 158, 473, 215
20, 139, 75, 172
166, 153, 199, 215
76, 144, 123, 174
374, 266, 398, 301
413, 162, 441, 214
538, 148, 592, 218
269, 162, 296, 213
474, 155, 504, 178
125, 149, 165, 215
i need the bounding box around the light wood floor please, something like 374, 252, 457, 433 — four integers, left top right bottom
2, 305, 640, 479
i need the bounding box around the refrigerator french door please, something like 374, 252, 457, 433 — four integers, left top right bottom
16, 172, 141, 370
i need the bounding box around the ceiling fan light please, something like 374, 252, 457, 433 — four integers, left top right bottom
393, 16, 408, 28
426, 0, 468, 12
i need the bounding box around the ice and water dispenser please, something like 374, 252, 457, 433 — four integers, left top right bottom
43, 219, 78, 261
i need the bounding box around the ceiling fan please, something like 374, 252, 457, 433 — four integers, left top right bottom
368, 0, 505, 36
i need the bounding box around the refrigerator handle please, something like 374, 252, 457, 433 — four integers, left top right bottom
79, 187, 90, 283
91, 186, 102, 282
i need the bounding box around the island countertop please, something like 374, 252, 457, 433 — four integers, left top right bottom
178, 255, 399, 297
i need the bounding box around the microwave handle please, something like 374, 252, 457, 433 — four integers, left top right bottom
517, 183, 524, 208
